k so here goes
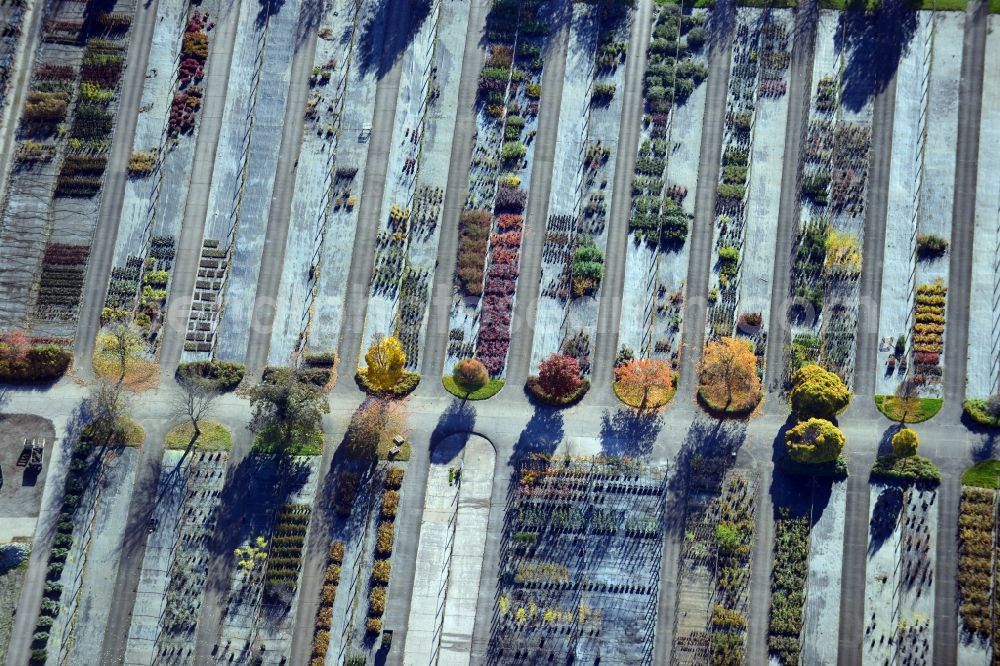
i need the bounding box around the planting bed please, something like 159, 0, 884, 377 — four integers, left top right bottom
212, 455, 321, 664
123, 449, 228, 665
527, 4, 629, 375
404, 435, 494, 663
360, 0, 473, 370
182, 0, 302, 361
956, 486, 996, 663
863, 483, 937, 664
786, 11, 874, 387
705, 9, 792, 376
0, 0, 137, 339
672, 460, 756, 666
444, 0, 557, 378
44, 446, 139, 666
966, 16, 1000, 401
103, 0, 217, 353
268, 0, 386, 366
0, 542, 29, 662
487, 454, 666, 664
875, 12, 961, 399
617, 3, 710, 366
319, 460, 407, 662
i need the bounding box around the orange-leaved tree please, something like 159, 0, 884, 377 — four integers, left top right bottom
614, 358, 673, 409
698, 337, 761, 414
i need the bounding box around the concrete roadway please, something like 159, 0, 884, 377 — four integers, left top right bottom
590, 0, 654, 398
73, 0, 162, 373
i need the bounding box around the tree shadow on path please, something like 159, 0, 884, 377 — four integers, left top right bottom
835, 0, 917, 112
509, 405, 564, 468
356, 0, 432, 79
599, 407, 663, 457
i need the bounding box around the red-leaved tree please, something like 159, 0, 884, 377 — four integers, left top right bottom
537, 353, 582, 399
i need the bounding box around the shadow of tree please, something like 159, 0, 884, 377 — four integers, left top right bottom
509, 406, 564, 468
356, 0, 432, 79
868, 483, 903, 554
835, 0, 917, 112
878, 423, 903, 458
599, 408, 663, 456
257, 0, 288, 30
429, 399, 477, 463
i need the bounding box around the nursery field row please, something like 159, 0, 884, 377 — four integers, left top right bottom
618, 2, 709, 368
705, 7, 792, 381
267, 0, 387, 368
0, 0, 138, 341
876, 12, 962, 401
965, 16, 1000, 402
444, 0, 557, 379
102, 0, 217, 356
44, 447, 139, 666
182, 0, 302, 362
957, 486, 997, 664
211, 455, 320, 665
490, 454, 666, 665
786, 10, 874, 388
123, 450, 228, 665
360, 0, 472, 371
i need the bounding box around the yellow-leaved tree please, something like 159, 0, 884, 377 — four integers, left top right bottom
362, 336, 406, 391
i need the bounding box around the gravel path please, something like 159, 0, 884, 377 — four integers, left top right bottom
801, 478, 847, 665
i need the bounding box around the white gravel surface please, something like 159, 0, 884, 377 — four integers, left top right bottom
801, 479, 846, 665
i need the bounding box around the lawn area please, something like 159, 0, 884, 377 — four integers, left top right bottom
613, 380, 677, 410
442, 376, 505, 401
253, 424, 323, 456
80, 415, 145, 447
870, 454, 941, 483
874, 395, 943, 423
165, 420, 232, 451
963, 460, 1000, 489
376, 406, 411, 461
963, 399, 1000, 427
906, 0, 968, 8
992, 0, 1000, 12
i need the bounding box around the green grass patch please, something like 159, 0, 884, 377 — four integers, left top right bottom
963, 399, 1000, 427
165, 420, 232, 451
991, 0, 1000, 12
80, 415, 144, 447
253, 424, 323, 456
870, 454, 940, 483
906, 0, 968, 9
962, 460, 1000, 489
874, 395, 943, 423
778, 454, 849, 479
737, 0, 796, 6
818, 0, 880, 8
442, 376, 505, 401
377, 435, 411, 462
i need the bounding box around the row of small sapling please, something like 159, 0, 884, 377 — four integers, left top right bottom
449, 0, 546, 377
622, 2, 705, 361
491, 454, 667, 664
767, 510, 810, 665
896, 487, 935, 664
156, 452, 228, 662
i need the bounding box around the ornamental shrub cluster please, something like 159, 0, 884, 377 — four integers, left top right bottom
0, 332, 71, 382
784, 364, 849, 465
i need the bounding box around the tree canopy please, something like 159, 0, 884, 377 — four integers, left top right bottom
614, 358, 673, 409
891, 428, 919, 457
698, 337, 761, 414
785, 417, 845, 464
537, 353, 583, 399
362, 336, 406, 391
453, 358, 488, 392
247, 378, 328, 448
789, 364, 850, 420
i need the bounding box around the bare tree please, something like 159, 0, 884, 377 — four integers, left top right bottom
172, 377, 221, 446
97, 322, 144, 383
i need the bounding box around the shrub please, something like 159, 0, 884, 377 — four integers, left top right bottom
366, 617, 382, 635
385, 466, 404, 490
329, 541, 345, 564
128, 150, 156, 175
916, 234, 948, 258
785, 418, 845, 464
871, 454, 940, 482
372, 559, 391, 584
456, 209, 491, 296
381, 490, 399, 519
536, 353, 582, 399
965, 398, 1000, 427
453, 358, 489, 392
369, 586, 386, 616
500, 142, 526, 161
376, 522, 394, 556
788, 364, 851, 419
0, 338, 72, 382
891, 428, 919, 457
176, 360, 244, 390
